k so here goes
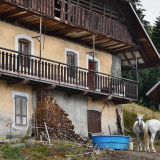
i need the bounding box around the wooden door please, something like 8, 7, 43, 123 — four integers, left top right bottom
88, 61, 96, 90
87, 110, 101, 137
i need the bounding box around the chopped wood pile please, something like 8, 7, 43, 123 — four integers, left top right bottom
37, 91, 90, 144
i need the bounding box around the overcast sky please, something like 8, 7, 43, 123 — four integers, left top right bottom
140, 0, 160, 25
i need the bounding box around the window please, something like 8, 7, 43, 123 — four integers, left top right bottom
12, 91, 29, 129
15, 34, 34, 70
18, 39, 30, 54
18, 39, 30, 67
65, 47, 79, 79
67, 52, 77, 78
15, 96, 27, 125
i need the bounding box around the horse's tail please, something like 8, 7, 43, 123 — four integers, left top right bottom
144, 121, 149, 148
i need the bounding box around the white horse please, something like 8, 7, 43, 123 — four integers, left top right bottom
144, 119, 160, 152
133, 113, 146, 151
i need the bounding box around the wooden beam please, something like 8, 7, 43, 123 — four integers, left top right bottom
90, 0, 92, 10
68, 91, 88, 97
112, 44, 129, 52
115, 45, 140, 53
118, 17, 125, 23
92, 95, 112, 102
105, 42, 122, 49
76, 33, 93, 40
7, 79, 30, 85
96, 39, 115, 47
0, 8, 24, 19
112, 0, 151, 67
114, 100, 133, 105
9, 12, 33, 21
123, 52, 132, 66
33, 84, 56, 91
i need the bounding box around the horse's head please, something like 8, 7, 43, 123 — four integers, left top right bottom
137, 113, 145, 127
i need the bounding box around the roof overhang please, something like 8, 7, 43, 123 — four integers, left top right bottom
115, 0, 160, 71
146, 81, 160, 104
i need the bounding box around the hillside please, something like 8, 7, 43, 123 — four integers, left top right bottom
123, 103, 160, 138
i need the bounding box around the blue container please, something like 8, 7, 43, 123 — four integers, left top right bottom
91, 135, 130, 150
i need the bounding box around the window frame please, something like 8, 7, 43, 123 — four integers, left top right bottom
12, 91, 29, 130
15, 34, 34, 70
67, 51, 77, 78
65, 47, 79, 67
65, 47, 79, 80
15, 95, 27, 126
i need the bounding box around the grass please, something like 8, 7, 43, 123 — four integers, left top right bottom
0, 140, 116, 160
0, 140, 89, 160
123, 103, 160, 137
123, 103, 160, 150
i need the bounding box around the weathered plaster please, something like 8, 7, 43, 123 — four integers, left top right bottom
111, 55, 121, 77
47, 90, 88, 136
88, 97, 119, 135
0, 80, 33, 138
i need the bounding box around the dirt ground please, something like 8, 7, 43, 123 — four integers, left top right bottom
111, 150, 160, 160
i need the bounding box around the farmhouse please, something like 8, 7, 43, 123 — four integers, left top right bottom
0, 0, 160, 138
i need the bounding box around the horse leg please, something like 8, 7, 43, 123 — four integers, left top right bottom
143, 134, 146, 151
140, 138, 142, 151
137, 134, 140, 151
150, 133, 156, 153
147, 134, 150, 152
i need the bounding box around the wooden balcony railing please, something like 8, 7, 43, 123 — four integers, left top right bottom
6, 0, 132, 43
0, 47, 138, 100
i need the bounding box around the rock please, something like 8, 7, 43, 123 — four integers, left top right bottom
10, 143, 25, 148
24, 140, 36, 147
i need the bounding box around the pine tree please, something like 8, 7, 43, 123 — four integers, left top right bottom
152, 16, 160, 53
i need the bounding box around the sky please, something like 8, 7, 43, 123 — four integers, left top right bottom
140, 0, 160, 26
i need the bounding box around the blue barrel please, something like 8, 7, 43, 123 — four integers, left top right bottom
91, 135, 130, 150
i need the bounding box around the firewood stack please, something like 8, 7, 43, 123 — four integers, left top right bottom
37, 91, 90, 144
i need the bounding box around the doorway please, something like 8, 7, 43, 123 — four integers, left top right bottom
88, 60, 97, 90
87, 110, 101, 137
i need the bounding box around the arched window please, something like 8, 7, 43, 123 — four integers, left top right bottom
18, 39, 31, 55
15, 34, 34, 69
65, 48, 79, 78
15, 34, 34, 56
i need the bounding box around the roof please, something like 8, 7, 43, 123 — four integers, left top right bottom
116, 0, 160, 71
146, 81, 160, 104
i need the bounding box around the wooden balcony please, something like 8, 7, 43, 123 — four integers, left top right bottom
0, 47, 138, 103
3, 0, 132, 44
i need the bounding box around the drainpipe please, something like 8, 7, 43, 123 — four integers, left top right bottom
40, 16, 42, 80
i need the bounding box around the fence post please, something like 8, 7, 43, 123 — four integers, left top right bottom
44, 122, 51, 146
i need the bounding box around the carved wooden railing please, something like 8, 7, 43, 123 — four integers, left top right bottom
0, 47, 138, 100
5, 0, 132, 43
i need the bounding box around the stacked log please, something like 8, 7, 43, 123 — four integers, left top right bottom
37, 91, 89, 144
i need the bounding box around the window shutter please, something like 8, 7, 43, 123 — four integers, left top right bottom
15, 96, 27, 125
22, 98, 27, 125
15, 97, 21, 124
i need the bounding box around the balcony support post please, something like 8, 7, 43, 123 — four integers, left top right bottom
92, 95, 112, 102
93, 34, 95, 91
68, 91, 88, 97
33, 84, 56, 91
7, 79, 30, 85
